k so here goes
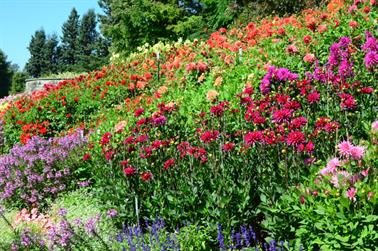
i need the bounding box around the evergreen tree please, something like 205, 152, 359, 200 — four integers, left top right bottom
77, 9, 97, 71
42, 34, 59, 75
77, 9, 109, 72
0, 50, 13, 98
60, 8, 80, 71
25, 29, 47, 78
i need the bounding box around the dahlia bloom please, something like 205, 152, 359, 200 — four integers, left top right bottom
346, 187, 357, 202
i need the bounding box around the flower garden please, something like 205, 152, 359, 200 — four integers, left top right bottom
0, 0, 377, 250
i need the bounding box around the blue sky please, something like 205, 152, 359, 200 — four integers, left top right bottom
0, 0, 103, 70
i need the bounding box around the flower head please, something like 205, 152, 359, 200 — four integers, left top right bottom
346, 187, 357, 202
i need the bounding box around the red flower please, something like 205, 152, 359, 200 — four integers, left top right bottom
286, 131, 305, 146
200, 130, 219, 143
305, 141, 314, 153
123, 167, 136, 177
303, 35, 312, 44
272, 109, 292, 123
163, 159, 175, 170
39, 127, 47, 135
300, 195, 306, 204
83, 153, 91, 161
307, 91, 320, 104
222, 142, 235, 152
104, 150, 114, 160
141, 171, 152, 182
134, 108, 145, 118
244, 131, 263, 146
361, 87, 374, 94
120, 160, 129, 166
66, 114, 72, 118
100, 132, 112, 145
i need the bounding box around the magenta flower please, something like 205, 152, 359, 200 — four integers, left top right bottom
346, 187, 357, 202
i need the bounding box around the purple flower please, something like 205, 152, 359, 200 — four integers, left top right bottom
365, 51, 378, 69
107, 209, 118, 218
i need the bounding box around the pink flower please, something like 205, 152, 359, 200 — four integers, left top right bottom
303, 53, 316, 63
337, 141, 354, 157
286, 44, 298, 54
114, 120, 127, 133
350, 146, 365, 160
361, 168, 369, 177
286, 131, 305, 146
372, 121, 378, 131
320, 158, 340, 176
368, 191, 374, 200
346, 187, 357, 202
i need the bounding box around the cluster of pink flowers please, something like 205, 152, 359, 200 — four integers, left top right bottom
318, 139, 371, 202
337, 141, 365, 159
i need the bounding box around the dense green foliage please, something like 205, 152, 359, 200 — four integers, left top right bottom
9, 71, 28, 94
0, 50, 13, 98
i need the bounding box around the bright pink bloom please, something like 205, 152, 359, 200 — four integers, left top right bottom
350, 146, 365, 160
200, 130, 219, 143
303, 53, 316, 63
286, 131, 305, 146
244, 131, 263, 146
337, 141, 354, 157
100, 132, 112, 146
307, 91, 320, 103
346, 187, 357, 202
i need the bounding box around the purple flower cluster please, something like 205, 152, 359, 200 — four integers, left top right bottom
217, 223, 302, 251
115, 217, 179, 251
0, 130, 87, 207
260, 66, 298, 94
328, 37, 354, 80
362, 31, 378, 70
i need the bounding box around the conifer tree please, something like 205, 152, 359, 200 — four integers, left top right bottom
25, 29, 47, 78
60, 8, 80, 70
42, 34, 59, 75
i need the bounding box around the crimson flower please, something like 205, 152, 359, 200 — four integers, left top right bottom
123, 167, 136, 177
141, 171, 152, 182
286, 131, 305, 146
244, 131, 263, 146
83, 153, 91, 161
163, 159, 175, 170
222, 142, 235, 152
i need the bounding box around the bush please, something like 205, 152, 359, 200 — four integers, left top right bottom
10, 72, 28, 94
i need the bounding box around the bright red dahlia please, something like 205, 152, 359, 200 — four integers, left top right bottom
286, 131, 306, 146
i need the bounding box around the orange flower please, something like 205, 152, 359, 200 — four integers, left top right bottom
157, 86, 168, 94
214, 76, 223, 87
206, 90, 219, 102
